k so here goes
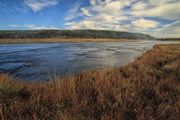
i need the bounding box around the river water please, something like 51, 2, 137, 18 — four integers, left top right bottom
0, 40, 173, 81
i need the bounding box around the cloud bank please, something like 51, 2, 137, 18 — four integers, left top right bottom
65, 0, 180, 38
8, 24, 60, 30
25, 0, 59, 12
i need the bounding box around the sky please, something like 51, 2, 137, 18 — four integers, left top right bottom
0, 0, 179, 38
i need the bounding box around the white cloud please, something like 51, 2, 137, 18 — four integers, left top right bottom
132, 0, 180, 20
26, 24, 60, 29
152, 20, 180, 38
8, 24, 60, 30
64, 1, 82, 21
25, 0, 59, 12
65, 0, 130, 29
65, 19, 129, 31
64, 0, 180, 37
90, 0, 96, 6
81, 8, 91, 17
66, 20, 96, 29
131, 1, 148, 11
8, 24, 21, 28
90, 0, 115, 6
131, 19, 158, 29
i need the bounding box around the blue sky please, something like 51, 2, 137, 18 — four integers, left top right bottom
0, 0, 180, 37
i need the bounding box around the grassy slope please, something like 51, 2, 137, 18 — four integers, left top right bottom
0, 44, 180, 120
0, 30, 154, 40
0, 38, 135, 44
0, 30, 154, 44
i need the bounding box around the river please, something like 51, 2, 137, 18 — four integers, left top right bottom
0, 40, 173, 81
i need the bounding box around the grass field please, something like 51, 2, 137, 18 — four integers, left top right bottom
0, 38, 135, 44
0, 44, 180, 120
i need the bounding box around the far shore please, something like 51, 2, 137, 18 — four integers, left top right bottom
0, 38, 138, 44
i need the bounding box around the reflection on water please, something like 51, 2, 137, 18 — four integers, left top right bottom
0, 40, 174, 81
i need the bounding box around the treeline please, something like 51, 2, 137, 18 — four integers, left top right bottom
157, 38, 180, 41
0, 30, 154, 39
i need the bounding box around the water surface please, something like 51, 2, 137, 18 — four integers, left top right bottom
0, 40, 172, 81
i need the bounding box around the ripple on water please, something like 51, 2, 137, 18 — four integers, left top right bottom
0, 41, 176, 81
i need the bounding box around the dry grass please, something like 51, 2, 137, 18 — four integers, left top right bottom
0, 44, 180, 120
0, 38, 135, 44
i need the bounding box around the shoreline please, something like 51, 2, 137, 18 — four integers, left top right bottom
0, 38, 137, 44
0, 43, 179, 119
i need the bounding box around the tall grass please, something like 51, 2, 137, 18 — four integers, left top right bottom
0, 44, 180, 120
0, 38, 133, 44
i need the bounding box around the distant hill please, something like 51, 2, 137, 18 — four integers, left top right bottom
0, 30, 155, 40
157, 38, 180, 41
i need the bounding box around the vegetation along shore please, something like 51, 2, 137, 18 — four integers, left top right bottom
0, 38, 136, 44
0, 30, 179, 44
0, 44, 180, 119
0, 30, 153, 44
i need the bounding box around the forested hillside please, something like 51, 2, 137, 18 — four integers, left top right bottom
0, 30, 154, 39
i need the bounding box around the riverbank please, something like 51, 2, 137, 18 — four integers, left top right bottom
0, 44, 180, 119
0, 38, 136, 44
